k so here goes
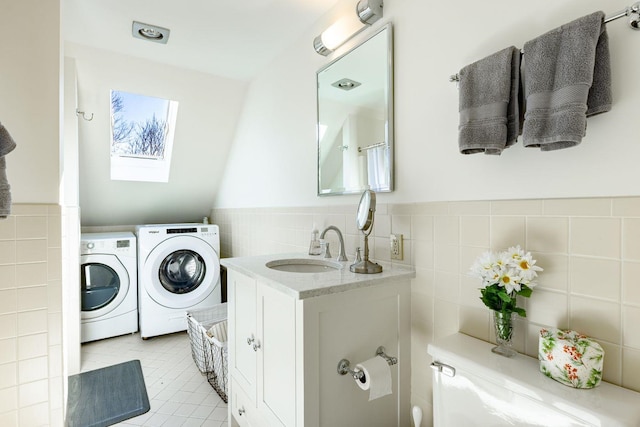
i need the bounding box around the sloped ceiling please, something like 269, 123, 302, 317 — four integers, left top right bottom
71, 44, 248, 227
63, 0, 342, 80
64, 0, 342, 226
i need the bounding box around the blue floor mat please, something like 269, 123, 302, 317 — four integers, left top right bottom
66, 360, 150, 427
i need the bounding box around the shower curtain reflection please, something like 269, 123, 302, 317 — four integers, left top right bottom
366, 146, 389, 190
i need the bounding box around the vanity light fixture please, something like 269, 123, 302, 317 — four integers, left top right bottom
313, 0, 383, 56
132, 21, 170, 44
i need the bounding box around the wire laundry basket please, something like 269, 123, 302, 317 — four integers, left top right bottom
186, 303, 228, 403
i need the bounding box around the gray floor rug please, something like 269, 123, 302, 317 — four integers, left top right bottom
66, 360, 150, 427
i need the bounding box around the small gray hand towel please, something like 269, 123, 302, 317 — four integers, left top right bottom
458, 46, 521, 155
0, 122, 17, 219
522, 11, 612, 151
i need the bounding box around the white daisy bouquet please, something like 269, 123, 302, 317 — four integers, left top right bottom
470, 245, 543, 317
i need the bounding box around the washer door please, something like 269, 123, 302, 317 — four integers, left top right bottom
80, 254, 130, 320
143, 235, 220, 309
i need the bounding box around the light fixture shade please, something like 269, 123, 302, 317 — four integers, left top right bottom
319, 14, 365, 51
313, 0, 384, 56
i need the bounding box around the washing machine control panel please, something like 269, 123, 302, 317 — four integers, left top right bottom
199, 227, 218, 238
116, 239, 131, 248
81, 235, 136, 256
166, 227, 198, 234
164, 226, 218, 238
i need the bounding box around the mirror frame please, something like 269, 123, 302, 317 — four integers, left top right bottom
356, 189, 376, 232
316, 23, 394, 197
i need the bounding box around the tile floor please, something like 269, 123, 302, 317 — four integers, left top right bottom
80, 331, 228, 426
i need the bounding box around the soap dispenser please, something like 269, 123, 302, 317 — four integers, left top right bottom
308, 226, 322, 255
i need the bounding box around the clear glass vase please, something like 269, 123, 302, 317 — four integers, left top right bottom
492, 311, 517, 357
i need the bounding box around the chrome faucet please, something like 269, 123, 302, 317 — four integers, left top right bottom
319, 225, 348, 261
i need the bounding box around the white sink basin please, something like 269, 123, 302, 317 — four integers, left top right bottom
265, 258, 342, 273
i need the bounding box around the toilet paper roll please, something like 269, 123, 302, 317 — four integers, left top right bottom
355, 355, 392, 401
539, 328, 604, 389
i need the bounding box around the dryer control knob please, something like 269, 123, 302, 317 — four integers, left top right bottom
87, 242, 95, 249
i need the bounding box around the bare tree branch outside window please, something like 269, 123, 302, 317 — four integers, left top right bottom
111, 91, 135, 152
110, 90, 170, 159
132, 115, 167, 157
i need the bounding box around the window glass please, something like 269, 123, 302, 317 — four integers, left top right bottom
110, 90, 179, 182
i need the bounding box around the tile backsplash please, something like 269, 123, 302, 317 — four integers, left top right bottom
2, 199, 636, 425
212, 196, 640, 418
0, 204, 63, 426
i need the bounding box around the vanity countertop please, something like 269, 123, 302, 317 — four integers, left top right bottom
221, 253, 415, 300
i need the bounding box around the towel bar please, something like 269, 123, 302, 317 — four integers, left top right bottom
358, 141, 386, 152
449, 2, 640, 83
604, 1, 640, 25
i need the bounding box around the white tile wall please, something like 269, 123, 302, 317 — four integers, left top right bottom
0, 204, 63, 426
212, 195, 640, 423
13, 198, 632, 425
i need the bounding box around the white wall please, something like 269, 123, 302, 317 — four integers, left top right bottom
0, 2, 64, 425
213, 0, 640, 209
0, 1, 61, 203
66, 44, 248, 226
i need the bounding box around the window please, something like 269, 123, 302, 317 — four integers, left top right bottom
110, 90, 179, 182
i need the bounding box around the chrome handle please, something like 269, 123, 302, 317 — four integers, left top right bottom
430, 361, 456, 377
238, 407, 245, 416
337, 359, 365, 381
253, 341, 261, 351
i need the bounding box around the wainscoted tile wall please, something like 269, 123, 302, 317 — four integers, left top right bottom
0, 204, 63, 426
212, 196, 640, 420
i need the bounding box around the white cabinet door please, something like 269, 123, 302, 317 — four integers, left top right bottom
257, 284, 297, 427
229, 271, 297, 427
301, 283, 411, 427
229, 270, 257, 399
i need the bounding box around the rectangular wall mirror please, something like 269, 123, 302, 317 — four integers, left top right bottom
317, 23, 393, 196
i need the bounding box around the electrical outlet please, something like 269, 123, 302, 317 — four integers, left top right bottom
390, 234, 403, 260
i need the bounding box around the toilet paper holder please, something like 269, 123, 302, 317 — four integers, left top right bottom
337, 346, 398, 380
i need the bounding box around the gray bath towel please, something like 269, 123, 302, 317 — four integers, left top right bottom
0, 122, 16, 219
458, 46, 521, 155
0, 157, 11, 219
522, 11, 612, 151
0, 122, 16, 156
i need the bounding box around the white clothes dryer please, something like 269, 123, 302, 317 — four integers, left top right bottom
80, 232, 138, 343
136, 223, 221, 339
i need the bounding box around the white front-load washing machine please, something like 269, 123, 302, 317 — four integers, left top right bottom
136, 223, 221, 339
80, 232, 138, 343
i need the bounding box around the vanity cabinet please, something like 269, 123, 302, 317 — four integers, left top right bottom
224, 255, 414, 427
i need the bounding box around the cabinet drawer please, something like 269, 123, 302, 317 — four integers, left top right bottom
232, 379, 256, 427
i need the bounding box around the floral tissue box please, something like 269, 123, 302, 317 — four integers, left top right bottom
539, 328, 604, 389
